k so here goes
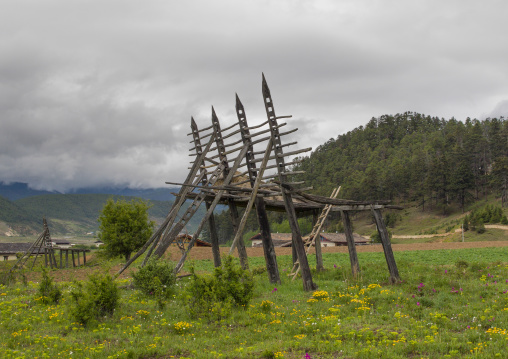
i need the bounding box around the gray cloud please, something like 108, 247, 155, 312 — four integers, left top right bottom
1, 0, 508, 191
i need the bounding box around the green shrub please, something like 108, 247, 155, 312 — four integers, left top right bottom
467, 204, 506, 230
133, 259, 176, 297
251, 265, 267, 276
463, 215, 469, 231
133, 259, 176, 310
455, 260, 469, 269
37, 267, 62, 305
370, 230, 392, 243
476, 220, 486, 234
0, 269, 17, 286
183, 255, 254, 321
384, 212, 399, 228
69, 271, 119, 326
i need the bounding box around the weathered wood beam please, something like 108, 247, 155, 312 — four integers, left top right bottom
278, 183, 393, 206
212, 108, 248, 269
117, 131, 217, 275
342, 210, 360, 277
371, 208, 400, 284
192, 117, 222, 267
330, 204, 403, 211
173, 143, 251, 273
229, 138, 273, 253
187, 123, 213, 135
248, 147, 311, 164
262, 73, 316, 291
236, 93, 280, 284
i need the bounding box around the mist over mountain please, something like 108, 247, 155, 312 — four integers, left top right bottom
0, 182, 178, 202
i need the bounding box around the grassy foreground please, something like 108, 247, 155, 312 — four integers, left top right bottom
2, 247, 508, 358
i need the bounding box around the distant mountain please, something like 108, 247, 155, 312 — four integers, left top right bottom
0, 195, 40, 235
68, 186, 179, 202
0, 182, 179, 202
0, 192, 205, 236
0, 182, 60, 201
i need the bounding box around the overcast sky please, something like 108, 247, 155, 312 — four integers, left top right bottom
1, 0, 507, 192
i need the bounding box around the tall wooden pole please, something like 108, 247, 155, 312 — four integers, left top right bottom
236, 94, 280, 283
262, 74, 317, 291
211, 109, 249, 270
191, 118, 222, 267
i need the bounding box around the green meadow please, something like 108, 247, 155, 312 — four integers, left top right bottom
2, 247, 508, 358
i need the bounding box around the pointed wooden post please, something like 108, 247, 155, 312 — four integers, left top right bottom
65, 250, 69, 268
341, 211, 360, 277
211, 108, 249, 270
173, 144, 251, 273
262, 74, 316, 291
71, 250, 75, 268
372, 208, 400, 283
236, 94, 280, 283
191, 118, 222, 267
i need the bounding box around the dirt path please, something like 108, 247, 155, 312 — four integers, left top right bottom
392, 224, 508, 239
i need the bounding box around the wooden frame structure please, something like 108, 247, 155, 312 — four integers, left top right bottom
9, 218, 89, 273
119, 74, 402, 289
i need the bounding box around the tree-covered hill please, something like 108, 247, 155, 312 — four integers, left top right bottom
293, 112, 508, 213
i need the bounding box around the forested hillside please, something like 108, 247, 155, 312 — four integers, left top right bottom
204, 113, 508, 244
293, 112, 508, 213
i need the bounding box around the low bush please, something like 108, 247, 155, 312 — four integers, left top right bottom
133, 259, 176, 310
69, 271, 119, 326
37, 267, 62, 304
132, 259, 176, 297
370, 230, 392, 243
183, 255, 254, 321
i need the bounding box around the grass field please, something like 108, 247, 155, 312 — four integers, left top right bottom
2, 247, 508, 358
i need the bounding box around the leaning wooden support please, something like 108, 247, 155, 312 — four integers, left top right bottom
262, 73, 316, 291
312, 187, 340, 271
151, 161, 227, 259
173, 144, 251, 273
290, 188, 340, 278
191, 117, 222, 267
117, 133, 218, 276
371, 207, 400, 283
229, 138, 273, 255
212, 108, 249, 270
236, 94, 281, 284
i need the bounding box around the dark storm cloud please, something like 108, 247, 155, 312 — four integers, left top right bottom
1, 0, 508, 191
